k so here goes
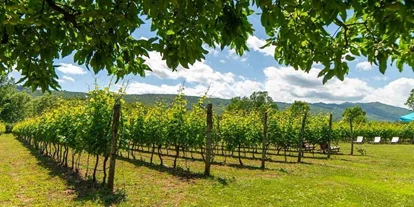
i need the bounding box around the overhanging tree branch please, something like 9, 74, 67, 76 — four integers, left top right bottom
45, 0, 78, 27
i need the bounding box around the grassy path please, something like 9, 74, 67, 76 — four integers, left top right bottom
1, 134, 414, 206
0, 134, 76, 206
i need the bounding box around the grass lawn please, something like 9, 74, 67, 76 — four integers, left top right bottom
1, 133, 413, 207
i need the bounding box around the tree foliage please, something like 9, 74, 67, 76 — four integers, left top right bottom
2, 0, 414, 91
0, 75, 33, 124
0, 75, 63, 124
405, 89, 414, 111
288, 100, 310, 118
13, 89, 414, 172
28, 95, 61, 117
342, 106, 366, 124
226, 91, 278, 112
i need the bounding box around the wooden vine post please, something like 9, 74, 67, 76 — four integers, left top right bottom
327, 113, 333, 159
298, 112, 307, 163
204, 103, 213, 176
261, 112, 268, 169
350, 118, 354, 155
108, 103, 121, 192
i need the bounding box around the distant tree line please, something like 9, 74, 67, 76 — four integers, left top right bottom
0, 75, 61, 131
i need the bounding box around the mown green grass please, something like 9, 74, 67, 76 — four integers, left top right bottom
1, 134, 413, 207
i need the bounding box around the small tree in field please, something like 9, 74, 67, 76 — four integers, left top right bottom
342, 106, 366, 155
405, 89, 414, 111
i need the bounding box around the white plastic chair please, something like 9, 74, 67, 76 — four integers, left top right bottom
390, 137, 399, 144
354, 136, 363, 144
370, 136, 381, 144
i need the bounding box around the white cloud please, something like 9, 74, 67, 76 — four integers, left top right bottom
356, 61, 374, 71
372, 76, 389, 81
62, 75, 75, 82
126, 82, 186, 95
262, 66, 413, 108
144, 52, 236, 84
126, 51, 263, 98
263, 66, 373, 103
219, 59, 226, 63
57, 63, 87, 75
227, 49, 240, 60
363, 78, 414, 108
206, 47, 220, 57
246, 36, 275, 56
227, 48, 249, 61
125, 79, 263, 99
129, 51, 412, 108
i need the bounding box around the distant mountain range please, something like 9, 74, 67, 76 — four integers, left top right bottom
20, 87, 411, 122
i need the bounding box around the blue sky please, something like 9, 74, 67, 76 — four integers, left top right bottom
9, 13, 414, 108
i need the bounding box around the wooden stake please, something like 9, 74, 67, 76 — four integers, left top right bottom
204, 104, 213, 176
261, 112, 268, 169
327, 113, 332, 158
298, 112, 307, 163
108, 103, 121, 191
350, 119, 354, 155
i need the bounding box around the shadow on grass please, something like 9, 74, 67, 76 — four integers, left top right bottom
16, 138, 125, 207
121, 150, 321, 178
117, 156, 207, 181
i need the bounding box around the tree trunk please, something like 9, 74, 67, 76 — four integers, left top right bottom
76, 152, 81, 173
92, 154, 99, 182
127, 142, 131, 159
173, 145, 179, 168
56, 144, 60, 162
102, 156, 109, 184
150, 144, 155, 164
238, 144, 243, 166
71, 151, 75, 170
158, 144, 163, 166
200, 146, 205, 161
131, 143, 136, 159
64, 146, 69, 167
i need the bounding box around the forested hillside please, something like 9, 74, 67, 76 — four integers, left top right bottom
20, 88, 410, 122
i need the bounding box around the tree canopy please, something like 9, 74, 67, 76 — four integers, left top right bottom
405, 89, 414, 111
0, 75, 60, 124
342, 106, 366, 124
288, 100, 310, 117
226, 91, 278, 112
2, 0, 414, 91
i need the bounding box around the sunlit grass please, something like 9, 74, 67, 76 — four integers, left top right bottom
1, 134, 413, 206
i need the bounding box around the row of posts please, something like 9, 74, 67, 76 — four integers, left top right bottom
204, 104, 334, 175
109, 103, 334, 191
